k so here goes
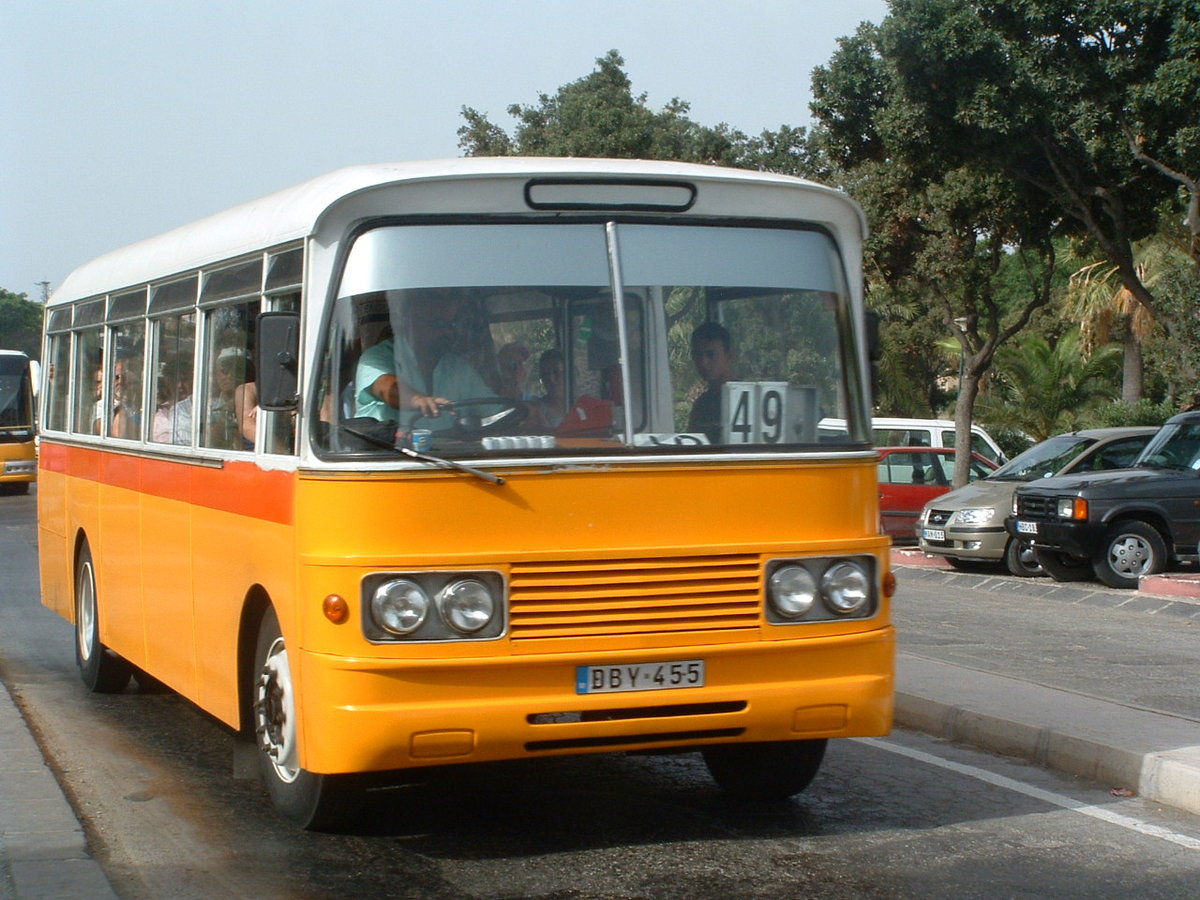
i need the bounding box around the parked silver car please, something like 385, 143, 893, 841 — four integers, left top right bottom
917, 427, 1156, 575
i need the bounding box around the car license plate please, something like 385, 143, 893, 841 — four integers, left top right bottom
1016, 520, 1038, 535
923, 528, 946, 541
576, 659, 705, 694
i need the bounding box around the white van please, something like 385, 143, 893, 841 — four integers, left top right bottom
820, 417, 1007, 465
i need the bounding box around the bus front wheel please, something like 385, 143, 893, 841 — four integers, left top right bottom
702, 739, 826, 800
75, 544, 133, 693
252, 607, 355, 830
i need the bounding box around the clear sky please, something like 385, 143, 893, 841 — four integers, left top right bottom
1, 0, 886, 299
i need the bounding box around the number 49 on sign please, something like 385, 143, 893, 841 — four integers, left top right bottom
723, 381, 789, 444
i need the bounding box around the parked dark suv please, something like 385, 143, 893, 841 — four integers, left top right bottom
1005, 411, 1200, 589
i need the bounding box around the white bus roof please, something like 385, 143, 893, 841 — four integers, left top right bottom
49, 158, 866, 306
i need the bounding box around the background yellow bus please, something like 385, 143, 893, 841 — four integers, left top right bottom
0, 349, 38, 493
39, 158, 894, 829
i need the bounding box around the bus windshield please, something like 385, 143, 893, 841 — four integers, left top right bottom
0, 353, 35, 433
317, 221, 858, 457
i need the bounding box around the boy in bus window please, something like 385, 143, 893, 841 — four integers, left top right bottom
687, 321, 735, 442
529, 349, 567, 431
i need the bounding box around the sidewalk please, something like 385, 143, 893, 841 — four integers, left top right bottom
1, 557, 1198, 899
892, 548, 1200, 817
0, 680, 118, 900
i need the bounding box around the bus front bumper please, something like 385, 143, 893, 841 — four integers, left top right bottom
294, 627, 895, 775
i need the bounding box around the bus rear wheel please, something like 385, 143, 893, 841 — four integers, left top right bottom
75, 544, 133, 693
252, 607, 355, 830
702, 739, 826, 800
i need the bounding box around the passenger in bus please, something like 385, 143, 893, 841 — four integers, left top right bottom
495, 342, 532, 400
208, 349, 242, 447
529, 349, 567, 431
234, 362, 260, 449
153, 358, 193, 444
92, 366, 104, 434
111, 358, 141, 439
354, 293, 492, 429
687, 321, 735, 442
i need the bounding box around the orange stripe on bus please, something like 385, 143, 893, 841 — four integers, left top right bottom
39, 442, 294, 524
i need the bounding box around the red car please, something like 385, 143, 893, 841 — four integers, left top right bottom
877, 447, 997, 543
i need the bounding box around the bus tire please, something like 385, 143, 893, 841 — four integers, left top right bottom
75, 544, 133, 693
252, 607, 355, 831
702, 739, 826, 800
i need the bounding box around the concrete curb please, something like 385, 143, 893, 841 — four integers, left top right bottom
896, 655, 1200, 817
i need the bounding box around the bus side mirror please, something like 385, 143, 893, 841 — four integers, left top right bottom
256, 311, 300, 411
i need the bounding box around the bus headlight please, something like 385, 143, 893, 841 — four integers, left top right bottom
821, 562, 870, 615
768, 565, 817, 618
438, 579, 496, 633
765, 556, 877, 624
363, 570, 506, 642
371, 579, 430, 635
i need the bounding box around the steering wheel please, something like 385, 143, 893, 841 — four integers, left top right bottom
410, 397, 529, 441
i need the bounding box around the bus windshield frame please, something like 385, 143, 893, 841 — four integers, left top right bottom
314, 217, 863, 462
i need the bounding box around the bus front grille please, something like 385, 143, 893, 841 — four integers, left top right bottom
507, 554, 762, 642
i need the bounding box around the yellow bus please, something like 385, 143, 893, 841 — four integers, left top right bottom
38, 158, 894, 828
0, 349, 38, 493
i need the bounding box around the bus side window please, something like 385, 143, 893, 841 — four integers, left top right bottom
45, 334, 71, 432
200, 301, 256, 451
72, 328, 103, 435
149, 312, 197, 446
110, 322, 145, 440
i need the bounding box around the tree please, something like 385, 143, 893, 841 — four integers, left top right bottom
871, 0, 1200, 375
977, 330, 1121, 440
458, 50, 823, 175
459, 50, 736, 163
0, 289, 43, 359
811, 22, 1062, 486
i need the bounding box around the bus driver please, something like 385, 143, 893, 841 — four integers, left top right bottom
354, 292, 493, 429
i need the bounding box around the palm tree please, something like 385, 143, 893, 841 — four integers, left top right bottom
1064, 237, 1187, 403
978, 331, 1121, 441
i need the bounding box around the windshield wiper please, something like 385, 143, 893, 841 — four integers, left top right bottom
339, 424, 506, 486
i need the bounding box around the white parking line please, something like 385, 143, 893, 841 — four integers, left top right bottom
859, 737, 1200, 851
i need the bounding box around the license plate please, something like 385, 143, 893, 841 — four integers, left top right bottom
923, 528, 946, 541
1016, 520, 1038, 535
576, 659, 705, 694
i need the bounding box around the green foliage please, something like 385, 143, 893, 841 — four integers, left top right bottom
458, 50, 822, 174
871, 0, 1200, 346
976, 331, 1122, 440
0, 289, 43, 359
1083, 398, 1176, 429
811, 0, 1200, 443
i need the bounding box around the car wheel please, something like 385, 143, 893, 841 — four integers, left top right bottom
702, 739, 826, 800
1004, 538, 1043, 578
1092, 521, 1167, 590
253, 607, 357, 830
1033, 547, 1092, 582
75, 543, 133, 693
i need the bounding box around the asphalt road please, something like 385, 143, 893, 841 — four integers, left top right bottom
2, 488, 1199, 899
